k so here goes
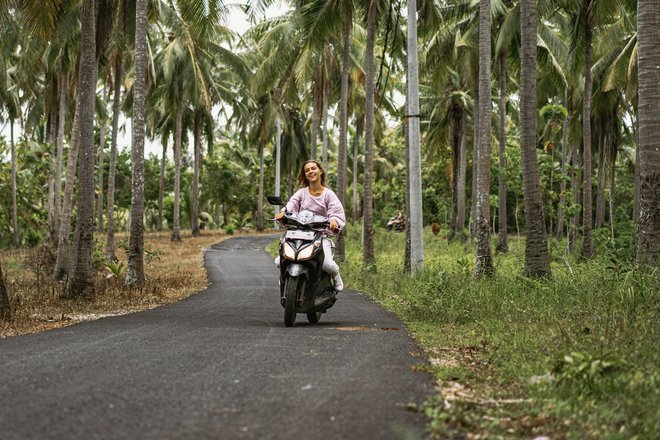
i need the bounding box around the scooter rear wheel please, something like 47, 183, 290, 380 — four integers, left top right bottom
283, 276, 299, 327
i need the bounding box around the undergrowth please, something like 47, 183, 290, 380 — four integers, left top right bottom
341, 224, 659, 439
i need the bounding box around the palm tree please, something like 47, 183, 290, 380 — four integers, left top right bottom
474, 0, 494, 277
105, 53, 123, 261
636, 0, 660, 267
519, 0, 551, 277
125, 0, 148, 287
64, 0, 98, 298
362, 0, 379, 266
10, 119, 19, 248
407, 0, 423, 272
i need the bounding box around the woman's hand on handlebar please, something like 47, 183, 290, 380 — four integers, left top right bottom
275, 211, 285, 221
329, 219, 339, 231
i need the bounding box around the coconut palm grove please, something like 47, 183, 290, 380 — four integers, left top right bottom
0, 0, 658, 437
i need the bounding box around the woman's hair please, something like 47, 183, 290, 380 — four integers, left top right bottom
297, 160, 326, 188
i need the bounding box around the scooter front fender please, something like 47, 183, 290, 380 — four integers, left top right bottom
286, 263, 308, 278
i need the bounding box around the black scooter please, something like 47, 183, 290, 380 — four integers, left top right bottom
268, 196, 337, 327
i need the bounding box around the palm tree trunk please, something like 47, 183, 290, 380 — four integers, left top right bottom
352, 121, 362, 223
496, 53, 508, 253
274, 118, 281, 231
636, 0, 660, 267
10, 120, 19, 248
595, 132, 607, 229
336, 16, 351, 261
474, 0, 494, 277
322, 78, 329, 170
569, 142, 582, 250
171, 105, 184, 242
609, 149, 616, 242
158, 141, 166, 231
581, 5, 594, 258
257, 142, 265, 231
125, 0, 148, 286
407, 0, 424, 272
47, 105, 58, 245
450, 111, 459, 240
404, 103, 411, 274
469, 84, 479, 242
362, 0, 377, 266
54, 96, 81, 280
106, 56, 122, 261
96, 119, 105, 233
53, 72, 68, 244
556, 99, 569, 238
310, 72, 321, 159
519, 0, 551, 277
456, 108, 467, 236
64, 0, 97, 297
192, 111, 201, 236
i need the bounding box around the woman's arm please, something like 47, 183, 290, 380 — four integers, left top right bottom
325, 190, 346, 231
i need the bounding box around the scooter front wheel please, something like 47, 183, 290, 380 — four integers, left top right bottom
307, 310, 322, 323
283, 276, 299, 327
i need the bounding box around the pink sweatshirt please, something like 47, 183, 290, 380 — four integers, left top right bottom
285, 187, 346, 234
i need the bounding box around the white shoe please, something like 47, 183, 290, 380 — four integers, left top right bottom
333, 273, 344, 292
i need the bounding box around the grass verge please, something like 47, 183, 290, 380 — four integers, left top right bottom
341, 224, 659, 439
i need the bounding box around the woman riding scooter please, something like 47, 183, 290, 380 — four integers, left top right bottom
275, 160, 346, 291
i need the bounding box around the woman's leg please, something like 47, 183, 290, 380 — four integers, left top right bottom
322, 238, 343, 291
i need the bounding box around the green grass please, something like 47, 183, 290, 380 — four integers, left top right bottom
340, 224, 659, 439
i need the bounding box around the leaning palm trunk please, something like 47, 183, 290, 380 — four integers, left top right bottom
335, 16, 351, 261
362, 0, 377, 266
54, 98, 82, 280
192, 111, 201, 236
581, 13, 594, 258
158, 141, 166, 231
519, 0, 551, 278
407, 0, 424, 272
105, 56, 122, 261
496, 54, 508, 253
125, 0, 148, 287
636, 0, 660, 267
171, 106, 184, 242
64, 0, 98, 298
474, 0, 494, 277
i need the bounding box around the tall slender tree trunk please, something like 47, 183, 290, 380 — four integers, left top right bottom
520, 0, 551, 277
64, 0, 97, 297
310, 73, 321, 159
569, 142, 582, 249
469, 84, 479, 242
96, 119, 105, 233
322, 77, 329, 170
556, 96, 569, 238
336, 16, 351, 261
362, 0, 377, 265
595, 132, 607, 229
633, 102, 641, 222
474, 0, 494, 277
257, 142, 265, 231
171, 106, 184, 242
407, 0, 424, 272
274, 118, 281, 231
192, 111, 201, 236
581, 4, 594, 258
609, 149, 616, 242
54, 96, 82, 280
456, 109, 467, 236
158, 141, 166, 231
496, 53, 508, 253
636, 0, 660, 267
404, 102, 411, 274
53, 73, 68, 244
450, 111, 460, 240
125, 0, 148, 286
352, 121, 362, 222
47, 104, 58, 245
106, 56, 122, 261
10, 120, 19, 248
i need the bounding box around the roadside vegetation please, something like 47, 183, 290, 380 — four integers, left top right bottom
0, 230, 230, 338
343, 224, 659, 438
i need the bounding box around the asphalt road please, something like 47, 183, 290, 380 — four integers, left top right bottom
0, 235, 434, 440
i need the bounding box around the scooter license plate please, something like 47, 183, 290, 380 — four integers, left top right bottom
285, 230, 316, 240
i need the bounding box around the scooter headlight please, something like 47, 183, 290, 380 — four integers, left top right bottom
282, 242, 296, 260
296, 244, 315, 261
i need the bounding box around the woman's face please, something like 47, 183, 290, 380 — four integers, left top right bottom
304, 162, 322, 184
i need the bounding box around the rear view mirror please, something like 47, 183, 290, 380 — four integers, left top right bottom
267, 195, 284, 206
